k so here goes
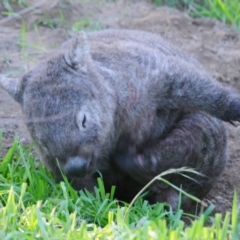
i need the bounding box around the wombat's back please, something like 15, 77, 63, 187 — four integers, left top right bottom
87, 29, 195, 61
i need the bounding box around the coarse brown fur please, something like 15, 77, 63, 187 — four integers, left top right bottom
1, 29, 240, 209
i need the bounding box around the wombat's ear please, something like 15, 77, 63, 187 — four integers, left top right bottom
0, 75, 22, 103
64, 31, 90, 73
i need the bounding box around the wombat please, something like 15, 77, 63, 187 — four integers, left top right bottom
1, 29, 240, 209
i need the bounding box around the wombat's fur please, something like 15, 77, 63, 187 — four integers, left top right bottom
1, 29, 240, 209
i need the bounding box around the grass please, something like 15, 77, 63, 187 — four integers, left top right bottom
0, 136, 239, 239
152, 0, 240, 31
1, 0, 28, 15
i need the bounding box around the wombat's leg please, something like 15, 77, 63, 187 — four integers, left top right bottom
155, 57, 240, 123
114, 112, 227, 208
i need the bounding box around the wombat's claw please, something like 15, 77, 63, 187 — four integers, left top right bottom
228, 120, 237, 126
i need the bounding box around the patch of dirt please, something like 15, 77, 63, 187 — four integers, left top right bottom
1, 0, 240, 214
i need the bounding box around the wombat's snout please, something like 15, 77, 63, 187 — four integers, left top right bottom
64, 157, 89, 178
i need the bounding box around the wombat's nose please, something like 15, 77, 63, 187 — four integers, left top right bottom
64, 157, 89, 178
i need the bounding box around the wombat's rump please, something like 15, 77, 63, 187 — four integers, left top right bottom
1, 29, 240, 209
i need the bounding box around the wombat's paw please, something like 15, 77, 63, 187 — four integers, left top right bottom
113, 133, 137, 172
150, 187, 179, 210
114, 134, 151, 183
222, 98, 240, 123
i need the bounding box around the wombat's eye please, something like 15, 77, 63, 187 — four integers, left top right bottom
75, 111, 88, 130
82, 114, 87, 128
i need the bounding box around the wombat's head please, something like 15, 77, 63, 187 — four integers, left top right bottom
0, 32, 115, 181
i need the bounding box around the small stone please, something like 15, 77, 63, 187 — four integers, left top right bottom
215, 196, 224, 203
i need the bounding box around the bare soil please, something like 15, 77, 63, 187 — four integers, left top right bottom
1, 0, 240, 214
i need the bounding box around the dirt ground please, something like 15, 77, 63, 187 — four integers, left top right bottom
1, 0, 240, 214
